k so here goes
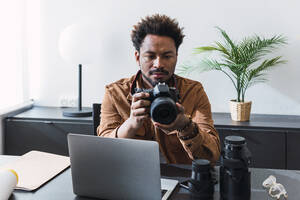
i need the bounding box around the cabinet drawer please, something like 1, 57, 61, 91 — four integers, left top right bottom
5, 119, 93, 156
287, 131, 300, 170
216, 128, 286, 169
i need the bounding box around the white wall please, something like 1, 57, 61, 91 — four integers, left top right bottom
31, 0, 300, 115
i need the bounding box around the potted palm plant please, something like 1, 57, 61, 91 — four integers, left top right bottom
179, 27, 287, 121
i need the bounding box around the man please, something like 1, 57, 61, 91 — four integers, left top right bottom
97, 14, 220, 165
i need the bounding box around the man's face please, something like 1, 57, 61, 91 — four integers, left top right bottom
135, 34, 177, 87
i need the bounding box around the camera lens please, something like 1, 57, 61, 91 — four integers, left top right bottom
191, 159, 211, 182
150, 97, 177, 124
220, 135, 251, 200
225, 135, 245, 145
160, 110, 170, 118
224, 136, 247, 160
188, 159, 214, 199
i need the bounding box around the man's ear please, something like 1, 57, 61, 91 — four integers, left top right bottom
134, 50, 140, 66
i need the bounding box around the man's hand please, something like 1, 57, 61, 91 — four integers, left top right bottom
153, 102, 190, 135
117, 92, 151, 138
128, 92, 151, 130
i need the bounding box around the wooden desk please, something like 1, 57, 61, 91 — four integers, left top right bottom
1, 156, 300, 200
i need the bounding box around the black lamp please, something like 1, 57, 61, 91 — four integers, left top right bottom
62, 64, 92, 117
58, 22, 101, 117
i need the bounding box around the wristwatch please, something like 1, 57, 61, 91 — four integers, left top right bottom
177, 115, 198, 140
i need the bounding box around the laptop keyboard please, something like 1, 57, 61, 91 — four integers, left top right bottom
161, 189, 167, 197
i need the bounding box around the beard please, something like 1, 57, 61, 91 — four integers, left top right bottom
141, 72, 158, 87
141, 68, 170, 87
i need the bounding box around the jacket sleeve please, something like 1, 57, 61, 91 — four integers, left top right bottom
177, 85, 221, 165
97, 86, 122, 138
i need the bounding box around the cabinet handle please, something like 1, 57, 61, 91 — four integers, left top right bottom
43, 121, 53, 124
230, 128, 240, 131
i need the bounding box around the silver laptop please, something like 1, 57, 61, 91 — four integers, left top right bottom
67, 133, 178, 200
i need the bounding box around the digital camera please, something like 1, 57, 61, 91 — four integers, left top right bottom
135, 83, 180, 124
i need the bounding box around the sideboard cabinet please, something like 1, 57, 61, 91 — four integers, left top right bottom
214, 113, 300, 170
4, 107, 300, 169
5, 107, 93, 156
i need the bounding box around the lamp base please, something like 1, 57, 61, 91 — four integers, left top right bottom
62, 107, 92, 117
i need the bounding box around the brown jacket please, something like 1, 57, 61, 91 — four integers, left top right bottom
97, 71, 220, 164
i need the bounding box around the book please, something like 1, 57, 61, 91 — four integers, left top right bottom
0, 151, 70, 191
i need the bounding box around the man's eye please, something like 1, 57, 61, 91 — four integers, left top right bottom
146, 55, 155, 60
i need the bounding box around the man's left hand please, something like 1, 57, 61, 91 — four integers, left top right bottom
153, 102, 190, 135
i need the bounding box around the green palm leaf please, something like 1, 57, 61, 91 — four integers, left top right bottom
194, 46, 220, 53
178, 27, 287, 102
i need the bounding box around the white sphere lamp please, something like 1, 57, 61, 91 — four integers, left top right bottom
58, 22, 102, 117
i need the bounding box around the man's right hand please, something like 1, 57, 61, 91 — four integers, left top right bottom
116, 92, 151, 138
128, 92, 151, 130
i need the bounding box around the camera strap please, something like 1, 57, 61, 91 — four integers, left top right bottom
130, 70, 141, 96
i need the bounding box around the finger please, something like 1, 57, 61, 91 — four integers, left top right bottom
132, 107, 150, 117
137, 114, 150, 121
132, 114, 149, 125
132, 92, 150, 102
135, 114, 149, 119
131, 99, 151, 110
176, 102, 184, 114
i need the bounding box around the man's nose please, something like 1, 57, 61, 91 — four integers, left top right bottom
153, 57, 163, 68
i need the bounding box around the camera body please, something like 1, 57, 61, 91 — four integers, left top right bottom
135, 83, 179, 125
220, 135, 251, 200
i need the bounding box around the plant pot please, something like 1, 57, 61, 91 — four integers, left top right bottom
229, 100, 252, 121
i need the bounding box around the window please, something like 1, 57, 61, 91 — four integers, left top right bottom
0, 1, 27, 111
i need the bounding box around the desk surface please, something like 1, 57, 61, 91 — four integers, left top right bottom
1, 156, 300, 200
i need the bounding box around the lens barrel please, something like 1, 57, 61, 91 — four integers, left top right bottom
188, 159, 214, 199
150, 97, 177, 124
220, 136, 251, 200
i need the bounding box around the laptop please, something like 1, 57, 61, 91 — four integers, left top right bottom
67, 133, 178, 200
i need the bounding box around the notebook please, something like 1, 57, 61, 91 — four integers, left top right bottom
68, 133, 178, 200
0, 151, 70, 191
